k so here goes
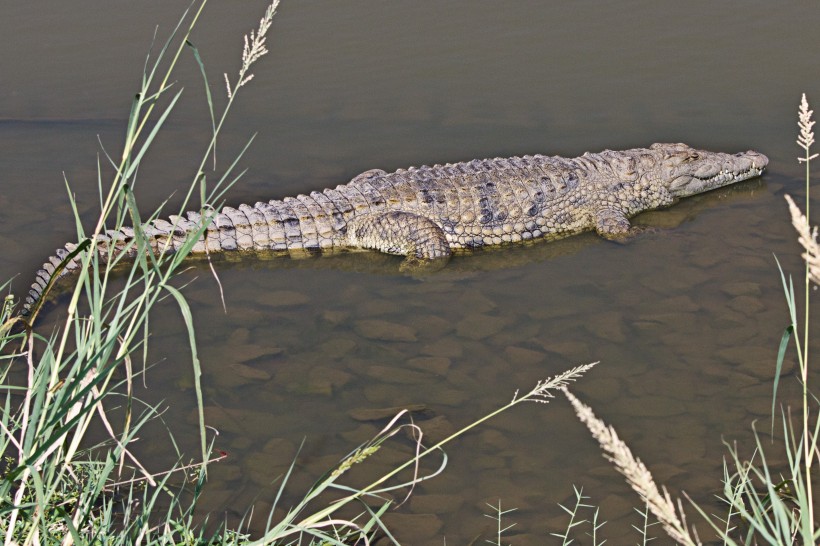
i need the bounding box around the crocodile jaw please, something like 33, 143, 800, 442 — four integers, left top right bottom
657, 144, 769, 198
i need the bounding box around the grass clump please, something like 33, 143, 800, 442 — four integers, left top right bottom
8, 2, 812, 544
0, 5, 598, 543
556, 94, 820, 545
0, 1, 272, 542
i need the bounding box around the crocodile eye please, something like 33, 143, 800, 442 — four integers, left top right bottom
670, 150, 697, 164
614, 156, 636, 176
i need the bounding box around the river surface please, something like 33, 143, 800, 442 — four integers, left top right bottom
3, 1, 820, 543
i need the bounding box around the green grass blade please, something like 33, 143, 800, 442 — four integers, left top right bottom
162, 284, 207, 469
772, 324, 793, 431
206, 134, 256, 203
359, 501, 392, 538
123, 89, 184, 181
122, 92, 143, 170
775, 256, 798, 327
141, 1, 195, 98
185, 39, 217, 168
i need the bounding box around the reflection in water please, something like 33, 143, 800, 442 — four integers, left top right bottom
0, 0, 815, 542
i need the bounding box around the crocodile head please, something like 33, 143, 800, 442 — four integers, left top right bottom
651, 143, 769, 198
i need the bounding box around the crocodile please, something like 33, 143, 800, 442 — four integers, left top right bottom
24, 142, 768, 313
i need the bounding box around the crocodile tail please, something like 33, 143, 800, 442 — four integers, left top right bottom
254, 195, 343, 253
21, 198, 343, 318
21, 219, 181, 317
23, 241, 88, 317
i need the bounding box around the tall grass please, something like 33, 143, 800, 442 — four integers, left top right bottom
0, 1, 276, 542
11, 2, 812, 544
243, 363, 596, 544
0, 3, 600, 543
560, 95, 820, 545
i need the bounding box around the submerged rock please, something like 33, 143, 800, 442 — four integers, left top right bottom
380, 513, 443, 542
406, 356, 451, 375
503, 345, 547, 365
455, 313, 510, 340
254, 289, 310, 308
354, 319, 418, 342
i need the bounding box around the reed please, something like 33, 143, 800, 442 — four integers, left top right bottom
0, 1, 276, 543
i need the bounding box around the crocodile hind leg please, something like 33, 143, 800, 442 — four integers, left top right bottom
345, 211, 451, 270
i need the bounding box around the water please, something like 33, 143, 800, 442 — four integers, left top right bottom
2, 1, 819, 543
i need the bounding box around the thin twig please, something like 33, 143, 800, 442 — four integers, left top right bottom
105, 450, 228, 489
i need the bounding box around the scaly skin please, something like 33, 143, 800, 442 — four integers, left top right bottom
24, 143, 768, 312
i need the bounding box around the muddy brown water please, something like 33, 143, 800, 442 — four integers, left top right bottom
3, 1, 820, 543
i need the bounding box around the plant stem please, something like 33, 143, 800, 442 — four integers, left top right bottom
804, 141, 814, 535
293, 364, 595, 531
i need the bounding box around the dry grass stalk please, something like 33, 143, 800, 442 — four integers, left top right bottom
785, 194, 820, 285
225, 0, 280, 98
562, 388, 700, 546
798, 93, 818, 161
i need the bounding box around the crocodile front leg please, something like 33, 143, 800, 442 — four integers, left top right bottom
345, 211, 452, 268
